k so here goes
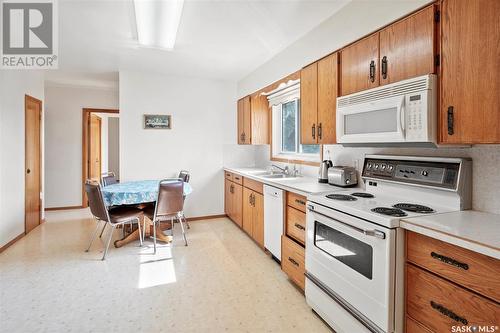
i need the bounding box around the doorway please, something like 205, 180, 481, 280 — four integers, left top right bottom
82, 108, 119, 207
25, 95, 42, 234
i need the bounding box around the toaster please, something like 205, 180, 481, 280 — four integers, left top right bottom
328, 166, 358, 187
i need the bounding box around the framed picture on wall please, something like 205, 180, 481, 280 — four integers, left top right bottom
143, 114, 171, 129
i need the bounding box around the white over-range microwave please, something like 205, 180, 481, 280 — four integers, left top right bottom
336, 74, 437, 144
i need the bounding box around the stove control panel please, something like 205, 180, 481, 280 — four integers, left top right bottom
363, 157, 462, 190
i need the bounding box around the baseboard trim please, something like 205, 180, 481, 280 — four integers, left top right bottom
0, 232, 25, 253
45, 205, 84, 211
186, 214, 227, 222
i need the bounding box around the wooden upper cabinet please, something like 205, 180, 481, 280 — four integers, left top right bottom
300, 62, 318, 145
237, 94, 269, 145
317, 53, 338, 144
340, 33, 379, 96
379, 5, 436, 85
440, 0, 500, 144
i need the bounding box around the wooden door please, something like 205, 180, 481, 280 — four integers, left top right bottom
440, 0, 500, 144
242, 187, 253, 235
224, 179, 233, 220
379, 5, 436, 85
25, 95, 42, 234
237, 98, 245, 144
232, 183, 243, 228
300, 62, 318, 144
317, 53, 338, 144
252, 192, 264, 248
89, 114, 102, 181
249, 92, 269, 145
340, 33, 379, 96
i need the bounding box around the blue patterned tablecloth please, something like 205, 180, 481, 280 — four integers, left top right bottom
101, 180, 192, 206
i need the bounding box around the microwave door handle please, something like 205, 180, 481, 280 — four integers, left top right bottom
307, 205, 386, 239
399, 98, 406, 135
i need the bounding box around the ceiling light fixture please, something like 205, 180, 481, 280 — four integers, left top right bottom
133, 0, 185, 50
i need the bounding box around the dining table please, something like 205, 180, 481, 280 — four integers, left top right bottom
101, 179, 193, 248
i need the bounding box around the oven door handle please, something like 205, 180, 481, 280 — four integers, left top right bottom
308, 205, 386, 240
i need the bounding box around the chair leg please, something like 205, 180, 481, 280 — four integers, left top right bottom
137, 217, 143, 247
185, 218, 191, 229
179, 214, 188, 246
143, 218, 146, 241
99, 221, 107, 238
102, 225, 115, 260
153, 219, 157, 255
86, 219, 102, 252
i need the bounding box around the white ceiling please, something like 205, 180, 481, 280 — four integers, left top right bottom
50, 0, 349, 85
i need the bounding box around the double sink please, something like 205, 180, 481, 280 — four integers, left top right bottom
249, 171, 299, 179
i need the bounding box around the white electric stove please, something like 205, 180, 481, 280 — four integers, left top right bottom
305, 155, 472, 333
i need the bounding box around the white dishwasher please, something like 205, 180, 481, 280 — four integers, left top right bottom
263, 185, 284, 262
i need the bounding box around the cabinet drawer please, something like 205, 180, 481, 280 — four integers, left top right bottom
282, 236, 305, 290
232, 173, 243, 185
406, 264, 500, 333
406, 231, 500, 302
243, 177, 263, 194
287, 192, 307, 213
286, 206, 306, 245
224, 171, 233, 181
406, 316, 432, 333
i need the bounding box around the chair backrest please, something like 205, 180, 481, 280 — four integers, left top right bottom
154, 180, 184, 219
101, 172, 117, 187
85, 180, 109, 222
178, 170, 190, 183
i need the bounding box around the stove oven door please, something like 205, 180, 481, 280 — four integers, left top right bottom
305, 202, 396, 333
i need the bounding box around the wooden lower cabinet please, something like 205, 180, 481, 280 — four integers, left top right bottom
406, 316, 432, 333
224, 178, 242, 227
281, 235, 305, 290
242, 182, 264, 248
286, 206, 306, 246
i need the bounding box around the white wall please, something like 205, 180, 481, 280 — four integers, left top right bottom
44, 85, 118, 208
108, 117, 120, 179
240, 0, 500, 215
120, 71, 251, 217
0, 71, 45, 248
238, 0, 431, 96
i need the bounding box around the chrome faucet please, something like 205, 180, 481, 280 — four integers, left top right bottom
271, 164, 289, 175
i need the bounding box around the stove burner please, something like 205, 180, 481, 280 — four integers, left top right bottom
351, 192, 374, 198
326, 194, 357, 201
371, 207, 408, 217
393, 203, 435, 213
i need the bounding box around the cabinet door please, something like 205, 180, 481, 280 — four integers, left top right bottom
224, 179, 232, 219
250, 92, 269, 145
440, 0, 500, 144
242, 187, 253, 235
252, 192, 264, 248
242, 96, 252, 144
379, 5, 436, 85
232, 183, 243, 228
340, 33, 379, 96
237, 98, 245, 144
317, 53, 338, 144
300, 62, 318, 144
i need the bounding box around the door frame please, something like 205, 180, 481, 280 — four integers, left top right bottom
25, 95, 42, 233
82, 108, 119, 208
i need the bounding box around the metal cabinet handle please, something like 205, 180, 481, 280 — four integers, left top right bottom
369, 60, 376, 83
288, 257, 299, 267
307, 205, 386, 239
294, 223, 305, 230
430, 301, 468, 325
381, 56, 388, 79
430, 252, 469, 270
295, 199, 306, 206
318, 123, 322, 140
26, 169, 31, 174
447, 106, 454, 135
312, 124, 316, 139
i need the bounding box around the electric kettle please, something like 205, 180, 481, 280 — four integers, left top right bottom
318, 160, 333, 183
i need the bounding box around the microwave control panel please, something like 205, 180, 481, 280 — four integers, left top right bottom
405, 93, 429, 141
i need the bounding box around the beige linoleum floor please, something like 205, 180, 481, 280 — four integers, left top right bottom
0, 209, 331, 333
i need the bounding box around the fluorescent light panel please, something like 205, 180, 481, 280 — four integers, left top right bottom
134, 0, 185, 50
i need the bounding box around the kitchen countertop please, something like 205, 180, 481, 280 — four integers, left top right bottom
224, 167, 346, 196
401, 211, 500, 259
